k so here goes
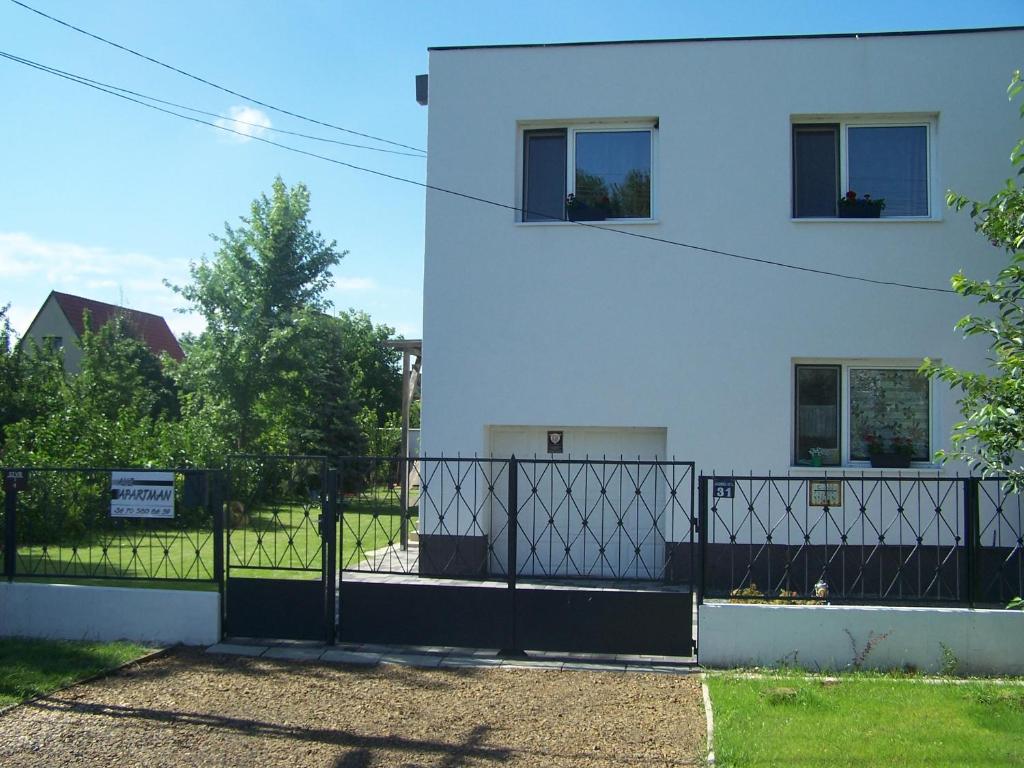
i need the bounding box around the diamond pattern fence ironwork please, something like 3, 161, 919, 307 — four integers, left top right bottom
6, 467, 219, 582
338, 456, 696, 585
225, 455, 327, 575
700, 473, 1022, 605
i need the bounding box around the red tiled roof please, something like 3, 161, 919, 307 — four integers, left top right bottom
51, 291, 185, 361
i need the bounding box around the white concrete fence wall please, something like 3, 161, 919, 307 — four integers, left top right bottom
699, 602, 1024, 676
0, 582, 221, 646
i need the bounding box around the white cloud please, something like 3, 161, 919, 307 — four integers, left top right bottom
214, 105, 272, 142
0, 231, 201, 338
334, 276, 376, 292
0, 231, 175, 284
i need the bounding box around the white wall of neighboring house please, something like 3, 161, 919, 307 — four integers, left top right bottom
23, 294, 82, 371
421, 30, 1023, 476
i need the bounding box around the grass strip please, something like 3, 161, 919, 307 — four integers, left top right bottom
706, 672, 1024, 767
0, 637, 151, 707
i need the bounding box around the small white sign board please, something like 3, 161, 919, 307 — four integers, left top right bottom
110, 471, 175, 519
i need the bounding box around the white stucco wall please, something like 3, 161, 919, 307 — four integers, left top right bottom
421, 29, 1024, 480
699, 602, 1024, 675
0, 582, 221, 646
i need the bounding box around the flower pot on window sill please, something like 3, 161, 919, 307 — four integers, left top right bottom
566, 205, 609, 222
869, 452, 912, 469
838, 202, 882, 219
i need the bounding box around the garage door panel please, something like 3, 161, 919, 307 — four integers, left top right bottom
488, 427, 669, 580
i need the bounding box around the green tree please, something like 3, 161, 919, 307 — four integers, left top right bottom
922, 71, 1024, 492
0, 305, 66, 457
172, 177, 350, 452
3, 314, 180, 467
334, 309, 403, 426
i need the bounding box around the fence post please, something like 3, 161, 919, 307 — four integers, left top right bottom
502, 455, 520, 656
697, 474, 707, 607
964, 477, 981, 608
507, 456, 518, 591
324, 467, 338, 645
211, 470, 225, 599
3, 472, 17, 582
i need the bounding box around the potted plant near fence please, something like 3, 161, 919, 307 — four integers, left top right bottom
565, 193, 612, 222
838, 190, 886, 219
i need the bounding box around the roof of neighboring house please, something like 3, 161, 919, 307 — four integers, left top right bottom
49, 291, 185, 361
428, 26, 1024, 51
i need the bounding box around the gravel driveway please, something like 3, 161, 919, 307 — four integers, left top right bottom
0, 648, 705, 767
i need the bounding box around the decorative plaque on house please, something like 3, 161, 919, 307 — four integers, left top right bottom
546, 430, 564, 454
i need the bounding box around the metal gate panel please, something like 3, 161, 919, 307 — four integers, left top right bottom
225, 577, 327, 641
514, 586, 693, 656
336, 455, 698, 657
224, 455, 335, 643
338, 581, 513, 648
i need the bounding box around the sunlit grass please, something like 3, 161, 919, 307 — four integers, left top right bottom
707, 672, 1024, 767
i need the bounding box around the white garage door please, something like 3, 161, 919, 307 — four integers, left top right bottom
489, 426, 666, 461
487, 427, 671, 580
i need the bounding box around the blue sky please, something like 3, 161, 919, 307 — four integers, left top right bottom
2, 0, 1021, 339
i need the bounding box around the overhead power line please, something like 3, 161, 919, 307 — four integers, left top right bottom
0, 51, 424, 158
1, 49, 956, 295
7, 0, 427, 155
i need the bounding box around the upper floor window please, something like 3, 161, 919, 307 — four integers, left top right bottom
792, 120, 931, 219
522, 124, 653, 222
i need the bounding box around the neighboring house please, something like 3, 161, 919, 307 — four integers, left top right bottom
23, 291, 185, 373
416, 28, 1024, 576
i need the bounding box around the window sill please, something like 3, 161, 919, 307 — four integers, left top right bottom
516, 219, 660, 227
790, 216, 942, 223
789, 464, 944, 475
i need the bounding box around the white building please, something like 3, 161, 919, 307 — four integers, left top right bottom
421, 27, 1023, 471
414, 28, 1024, 582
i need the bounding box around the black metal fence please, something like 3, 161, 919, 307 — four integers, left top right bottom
6, 459, 1020, 611
699, 474, 1023, 606
2, 467, 221, 583
225, 455, 329, 576
338, 456, 697, 585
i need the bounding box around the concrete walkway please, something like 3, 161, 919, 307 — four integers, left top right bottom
207, 639, 698, 674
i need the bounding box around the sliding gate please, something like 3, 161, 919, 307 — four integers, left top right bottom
224, 455, 336, 641
337, 456, 697, 656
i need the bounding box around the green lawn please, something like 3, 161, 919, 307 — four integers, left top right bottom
11, 491, 418, 583
707, 672, 1024, 767
0, 638, 150, 707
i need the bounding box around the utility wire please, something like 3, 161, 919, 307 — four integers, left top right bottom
7, 0, 427, 155
0, 51, 424, 158
1, 49, 956, 295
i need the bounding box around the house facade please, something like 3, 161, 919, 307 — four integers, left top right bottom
421, 28, 1022, 471
416, 29, 1024, 579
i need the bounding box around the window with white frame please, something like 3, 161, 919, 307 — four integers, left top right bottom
792, 119, 931, 218
522, 124, 653, 222
794, 363, 931, 466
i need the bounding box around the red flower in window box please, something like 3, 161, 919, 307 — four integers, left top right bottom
839, 190, 886, 219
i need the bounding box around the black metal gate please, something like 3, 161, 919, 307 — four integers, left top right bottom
336, 456, 697, 656
223, 455, 336, 642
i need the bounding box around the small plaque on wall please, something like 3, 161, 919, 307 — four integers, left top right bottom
808, 479, 842, 508
546, 430, 564, 454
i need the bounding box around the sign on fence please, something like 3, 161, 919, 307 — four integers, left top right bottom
713, 478, 735, 499
110, 471, 175, 518
808, 479, 843, 507
4, 469, 28, 492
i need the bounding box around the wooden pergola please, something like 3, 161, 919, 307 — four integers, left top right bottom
385, 339, 421, 549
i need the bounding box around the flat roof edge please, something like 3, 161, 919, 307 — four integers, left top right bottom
427, 26, 1024, 52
